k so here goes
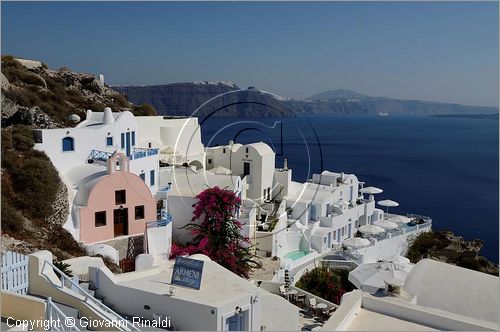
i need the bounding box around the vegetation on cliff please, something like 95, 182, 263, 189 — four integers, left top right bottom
407, 230, 498, 275
295, 267, 355, 305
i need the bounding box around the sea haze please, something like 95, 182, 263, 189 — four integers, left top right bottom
199, 114, 499, 262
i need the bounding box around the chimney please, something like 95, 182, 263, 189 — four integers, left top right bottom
283, 158, 288, 170
102, 107, 114, 124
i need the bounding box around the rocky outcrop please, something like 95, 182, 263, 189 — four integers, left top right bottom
45, 181, 70, 226
407, 230, 498, 275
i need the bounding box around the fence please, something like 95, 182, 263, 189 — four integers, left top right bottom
1, 251, 29, 295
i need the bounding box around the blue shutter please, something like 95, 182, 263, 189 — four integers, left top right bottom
131, 131, 136, 146
62, 137, 74, 151
121, 133, 125, 149
106, 137, 113, 146
150, 170, 155, 186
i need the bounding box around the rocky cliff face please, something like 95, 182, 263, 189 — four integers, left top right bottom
116, 84, 498, 117
407, 230, 498, 275
1, 55, 155, 129
115, 82, 298, 117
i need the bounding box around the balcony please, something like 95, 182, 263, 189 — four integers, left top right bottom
130, 148, 159, 160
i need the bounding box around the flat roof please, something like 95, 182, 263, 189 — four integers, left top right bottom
345, 308, 437, 331
116, 259, 257, 307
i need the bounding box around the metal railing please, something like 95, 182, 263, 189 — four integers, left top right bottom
46, 297, 81, 331
130, 148, 159, 160
43, 261, 140, 331
89, 150, 113, 161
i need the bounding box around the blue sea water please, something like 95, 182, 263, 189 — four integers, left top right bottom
199, 114, 499, 262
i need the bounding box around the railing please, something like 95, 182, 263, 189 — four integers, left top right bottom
46, 297, 81, 331
89, 149, 113, 162
43, 261, 140, 331
130, 148, 159, 160
321, 259, 358, 270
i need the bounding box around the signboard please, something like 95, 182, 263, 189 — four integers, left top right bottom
171, 256, 204, 290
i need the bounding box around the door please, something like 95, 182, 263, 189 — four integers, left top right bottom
309, 204, 316, 221
126, 132, 131, 157
243, 162, 250, 176
114, 208, 128, 237
225, 312, 246, 331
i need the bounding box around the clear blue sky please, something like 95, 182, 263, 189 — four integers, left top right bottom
2, 1, 498, 106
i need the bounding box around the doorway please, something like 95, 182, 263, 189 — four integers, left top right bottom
114, 208, 128, 237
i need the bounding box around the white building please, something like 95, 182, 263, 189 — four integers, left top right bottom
88, 254, 299, 331
33, 108, 161, 243
135, 115, 205, 169
323, 259, 499, 331
206, 141, 275, 203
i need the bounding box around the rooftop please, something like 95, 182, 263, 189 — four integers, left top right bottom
116, 259, 258, 307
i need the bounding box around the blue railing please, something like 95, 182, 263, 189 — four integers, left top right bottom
130, 148, 159, 160
89, 149, 113, 161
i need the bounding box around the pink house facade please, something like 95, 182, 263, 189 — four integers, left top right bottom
77, 153, 157, 243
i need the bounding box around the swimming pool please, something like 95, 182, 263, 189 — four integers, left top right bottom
284, 250, 310, 261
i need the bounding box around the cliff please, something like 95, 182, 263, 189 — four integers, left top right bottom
114, 82, 298, 117
407, 230, 498, 275
115, 85, 498, 117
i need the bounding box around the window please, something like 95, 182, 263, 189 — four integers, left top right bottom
95, 211, 106, 227
148, 142, 152, 148
243, 162, 250, 176
140, 173, 145, 182
106, 137, 113, 146
115, 190, 126, 205
208, 158, 212, 164
135, 205, 145, 220
150, 170, 155, 186
131, 131, 136, 146
246, 147, 249, 153
121, 133, 125, 149
62, 137, 74, 151
223, 148, 226, 154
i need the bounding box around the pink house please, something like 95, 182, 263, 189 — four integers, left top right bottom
76, 153, 157, 243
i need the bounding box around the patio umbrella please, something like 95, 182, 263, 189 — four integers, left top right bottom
373, 220, 398, 230
343, 237, 371, 249
348, 260, 413, 294
358, 224, 385, 236
377, 199, 399, 213
360, 187, 383, 195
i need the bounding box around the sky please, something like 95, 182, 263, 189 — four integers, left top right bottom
1, 1, 498, 106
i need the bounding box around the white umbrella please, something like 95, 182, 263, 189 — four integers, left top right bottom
373, 220, 398, 230
360, 187, 383, 195
377, 199, 399, 213
358, 224, 385, 236
348, 260, 413, 294
343, 237, 371, 249
382, 255, 411, 266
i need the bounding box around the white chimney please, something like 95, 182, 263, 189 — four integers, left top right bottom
102, 107, 114, 124
283, 158, 288, 170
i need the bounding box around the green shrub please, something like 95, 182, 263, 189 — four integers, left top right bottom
53, 261, 74, 278
12, 125, 34, 152
132, 103, 157, 116
1, 199, 26, 235
406, 231, 450, 263
295, 266, 354, 304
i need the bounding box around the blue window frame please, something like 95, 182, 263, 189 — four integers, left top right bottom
121, 133, 125, 149
131, 131, 136, 146
106, 137, 113, 146
150, 170, 155, 186
62, 137, 74, 151
140, 173, 145, 182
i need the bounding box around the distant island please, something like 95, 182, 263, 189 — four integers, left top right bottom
114, 84, 498, 117
431, 113, 499, 120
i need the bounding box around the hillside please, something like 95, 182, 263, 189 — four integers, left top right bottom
114, 82, 298, 117
117, 84, 498, 117
0, 56, 151, 267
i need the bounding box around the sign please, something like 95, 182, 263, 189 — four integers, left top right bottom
171, 256, 204, 290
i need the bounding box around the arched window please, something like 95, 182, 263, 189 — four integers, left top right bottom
62, 137, 74, 151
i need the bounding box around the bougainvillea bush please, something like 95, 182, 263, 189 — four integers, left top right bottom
295, 266, 354, 304
170, 186, 260, 278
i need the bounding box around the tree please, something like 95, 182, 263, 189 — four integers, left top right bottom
295, 266, 354, 305
170, 186, 260, 278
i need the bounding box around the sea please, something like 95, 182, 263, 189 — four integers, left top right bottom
198, 114, 499, 263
